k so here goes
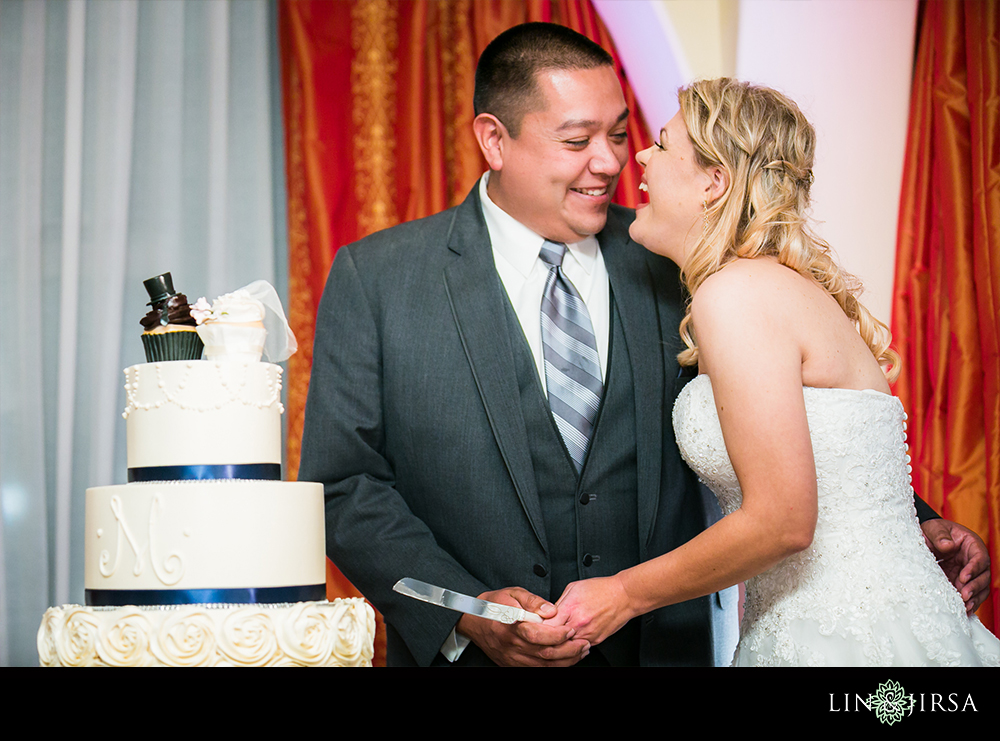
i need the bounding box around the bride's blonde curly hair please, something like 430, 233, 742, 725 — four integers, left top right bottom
675, 78, 899, 381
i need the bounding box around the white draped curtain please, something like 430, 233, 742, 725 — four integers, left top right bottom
0, 0, 288, 667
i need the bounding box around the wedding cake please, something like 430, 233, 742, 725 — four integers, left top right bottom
37, 275, 375, 667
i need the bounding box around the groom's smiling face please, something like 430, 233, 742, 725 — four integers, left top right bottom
487, 66, 630, 244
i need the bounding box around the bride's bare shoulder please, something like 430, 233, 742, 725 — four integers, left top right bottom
691, 257, 795, 321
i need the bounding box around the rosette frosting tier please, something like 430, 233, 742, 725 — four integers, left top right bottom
38, 600, 376, 667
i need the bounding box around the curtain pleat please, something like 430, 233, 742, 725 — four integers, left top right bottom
892, 0, 999, 634
279, 0, 654, 666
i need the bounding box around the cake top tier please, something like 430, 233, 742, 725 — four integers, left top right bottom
123, 360, 284, 419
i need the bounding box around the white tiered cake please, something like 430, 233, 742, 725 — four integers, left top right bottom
38, 278, 374, 667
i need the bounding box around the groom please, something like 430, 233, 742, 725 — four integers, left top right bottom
299, 22, 990, 666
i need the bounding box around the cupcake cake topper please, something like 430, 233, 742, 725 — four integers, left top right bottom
193, 280, 297, 363
139, 272, 204, 361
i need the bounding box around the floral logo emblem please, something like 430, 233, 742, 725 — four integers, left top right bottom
868, 680, 914, 725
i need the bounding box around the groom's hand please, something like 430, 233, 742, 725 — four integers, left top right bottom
921, 519, 991, 614
456, 587, 589, 666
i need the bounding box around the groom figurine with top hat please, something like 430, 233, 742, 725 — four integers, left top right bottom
299, 22, 990, 666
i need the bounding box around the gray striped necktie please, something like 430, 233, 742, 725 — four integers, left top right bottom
539, 240, 603, 472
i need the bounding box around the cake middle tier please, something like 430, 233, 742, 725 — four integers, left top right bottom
124, 361, 283, 477
85, 481, 325, 605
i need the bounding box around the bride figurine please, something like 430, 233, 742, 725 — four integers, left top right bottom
553, 78, 999, 666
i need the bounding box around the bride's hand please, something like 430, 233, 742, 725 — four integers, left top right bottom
554, 575, 635, 646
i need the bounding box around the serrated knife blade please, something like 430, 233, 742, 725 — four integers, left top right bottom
392, 577, 543, 624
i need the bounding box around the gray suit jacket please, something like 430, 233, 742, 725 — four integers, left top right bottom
299, 186, 712, 666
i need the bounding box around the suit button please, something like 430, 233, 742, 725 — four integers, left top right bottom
582, 553, 595, 567
533, 563, 548, 577
579, 492, 590, 505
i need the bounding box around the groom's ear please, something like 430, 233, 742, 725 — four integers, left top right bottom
473, 113, 508, 172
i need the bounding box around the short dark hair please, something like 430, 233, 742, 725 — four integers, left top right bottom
474, 22, 614, 137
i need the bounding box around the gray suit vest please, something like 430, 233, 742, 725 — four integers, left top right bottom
503, 292, 641, 664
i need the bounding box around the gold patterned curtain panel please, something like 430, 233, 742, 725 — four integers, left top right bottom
892, 0, 999, 634
279, 0, 654, 665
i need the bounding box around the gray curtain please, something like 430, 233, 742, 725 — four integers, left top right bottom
0, 0, 288, 667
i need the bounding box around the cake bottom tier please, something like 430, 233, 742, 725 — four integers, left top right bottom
38, 599, 375, 667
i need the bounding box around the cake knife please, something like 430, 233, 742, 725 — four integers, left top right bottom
393, 577, 544, 624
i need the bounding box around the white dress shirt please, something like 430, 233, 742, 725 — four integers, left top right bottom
480, 172, 610, 389
440, 174, 612, 662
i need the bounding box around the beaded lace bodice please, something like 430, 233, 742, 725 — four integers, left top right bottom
673, 374, 999, 667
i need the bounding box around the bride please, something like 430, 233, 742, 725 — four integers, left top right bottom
553, 78, 999, 666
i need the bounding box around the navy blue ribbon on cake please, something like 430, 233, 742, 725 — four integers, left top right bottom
127, 463, 281, 482
86, 584, 326, 607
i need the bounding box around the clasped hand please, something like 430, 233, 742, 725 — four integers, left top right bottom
546, 575, 635, 648
457, 587, 590, 666
459, 581, 633, 665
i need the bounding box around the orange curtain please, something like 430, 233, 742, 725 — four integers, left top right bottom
891, 0, 999, 634
279, 0, 654, 665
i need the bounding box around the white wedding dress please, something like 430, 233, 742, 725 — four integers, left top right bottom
673, 375, 1000, 667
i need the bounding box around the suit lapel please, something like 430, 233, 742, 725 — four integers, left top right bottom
442, 189, 547, 550
599, 208, 665, 552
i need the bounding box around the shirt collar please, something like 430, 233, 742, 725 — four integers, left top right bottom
479, 173, 599, 278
